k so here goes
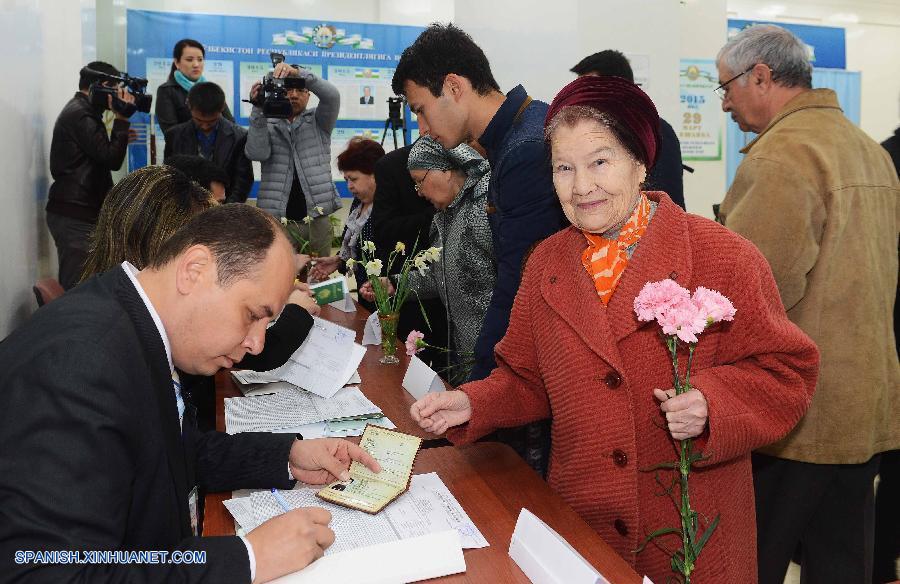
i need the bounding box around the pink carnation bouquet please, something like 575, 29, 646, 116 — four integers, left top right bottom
633, 279, 735, 583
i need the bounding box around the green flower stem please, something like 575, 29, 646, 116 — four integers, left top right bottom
667, 337, 698, 583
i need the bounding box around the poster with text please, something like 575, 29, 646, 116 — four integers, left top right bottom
678, 59, 721, 161
126, 9, 423, 197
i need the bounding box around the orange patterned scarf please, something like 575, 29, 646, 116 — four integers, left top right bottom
581, 193, 652, 304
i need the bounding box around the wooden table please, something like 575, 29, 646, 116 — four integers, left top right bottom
204, 304, 641, 583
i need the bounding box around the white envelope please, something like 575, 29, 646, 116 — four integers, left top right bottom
361, 311, 382, 345
402, 355, 445, 400
268, 529, 465, 584
328, 277, 356, 312
508, 508, 607, 584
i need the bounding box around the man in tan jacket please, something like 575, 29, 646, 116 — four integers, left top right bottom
717, 25, 899, 584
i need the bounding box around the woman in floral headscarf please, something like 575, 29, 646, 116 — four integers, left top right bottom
361, 137, 494, 384
408, 75, 820, 582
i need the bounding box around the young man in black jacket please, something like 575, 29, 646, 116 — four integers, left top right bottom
46, 61, 135, 290
163, 82, 253, 204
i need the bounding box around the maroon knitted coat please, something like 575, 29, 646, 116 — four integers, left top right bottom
449, 193, 819, 583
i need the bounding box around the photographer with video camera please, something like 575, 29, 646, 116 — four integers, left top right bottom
245, 55, 342, 258
46, 61, 137, 290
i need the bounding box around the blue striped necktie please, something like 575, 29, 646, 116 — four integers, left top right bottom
172, 371, 185, 430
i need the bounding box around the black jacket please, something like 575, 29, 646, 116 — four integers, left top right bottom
0, 266, 296, 583
369, 145, 435, 260
163, 118, 253, 203
368, 145, 449, 364
650, 118, 685, 210
46, 92, 130, 222
155, 78, 234, 135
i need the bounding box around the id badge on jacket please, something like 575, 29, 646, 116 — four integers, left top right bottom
188, 485, 199, 536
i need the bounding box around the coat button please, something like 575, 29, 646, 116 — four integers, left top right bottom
614, 519, 628, 537
604, 372, 622, 388
669, 271, 678, 280
612, 449, 628, 467
549, 276, 557, 284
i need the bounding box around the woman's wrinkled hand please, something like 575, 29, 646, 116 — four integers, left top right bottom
409, 390, 472, 435
654, 387, 708, 440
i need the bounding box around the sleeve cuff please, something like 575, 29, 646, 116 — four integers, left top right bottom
238, 535, 257, 583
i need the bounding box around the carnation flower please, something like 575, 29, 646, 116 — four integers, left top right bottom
395, 242, 406, 254
656, 296, 707, 344
302, 216, 313, 225
634, 279, 691, 323
362, 240, 376, 254
315, 205, 325, 215
405, 330, 425, 356
692, 287, 737, 326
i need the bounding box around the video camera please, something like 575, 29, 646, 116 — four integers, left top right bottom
387, 96, 404, 125
83, 67, 152, 117
246, 52, 306, 118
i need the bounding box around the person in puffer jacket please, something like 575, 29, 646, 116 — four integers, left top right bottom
245, 61, 342, 258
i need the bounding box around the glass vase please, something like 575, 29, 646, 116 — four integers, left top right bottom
378, 311, 400, 365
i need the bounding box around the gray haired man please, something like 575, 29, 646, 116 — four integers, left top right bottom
716, 24, 899, 584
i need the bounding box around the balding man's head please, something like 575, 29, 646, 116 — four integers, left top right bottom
145, 204, 296, 375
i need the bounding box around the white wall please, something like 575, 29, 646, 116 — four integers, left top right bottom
728, 0, 900, 144
681, 0, 729, 218
0, 1, 88, 337
123, 0, 452, 26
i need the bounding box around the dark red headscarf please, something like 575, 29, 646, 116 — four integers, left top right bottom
545, 75, 661, 169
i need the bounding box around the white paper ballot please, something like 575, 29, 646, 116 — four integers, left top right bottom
228, 473, 486, 553
402, 355, 445, 400
249, 322, 363, 398
386, 473, 488, 549
509, 508, 606, 584
270, 415, 397, 439
232, 380, 296, 397
328, 277, 356, 312
361, 311, 382, 346
224, 385, 381, 434
230, 369, 280, 385
643, 577, 655, 584
267, 530, 465, 584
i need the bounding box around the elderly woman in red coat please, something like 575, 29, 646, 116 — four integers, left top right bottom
410, 75, 819, 583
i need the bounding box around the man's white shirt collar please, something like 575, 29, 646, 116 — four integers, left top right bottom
121, 261, 173, 374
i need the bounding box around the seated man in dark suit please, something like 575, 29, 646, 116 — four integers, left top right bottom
164, 82, 254, 203
0, 204, 379, 583
571, 50, 686, 210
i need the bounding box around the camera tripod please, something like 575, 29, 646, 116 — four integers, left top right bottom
380, 98, 407, 149
380, 116, 407, 149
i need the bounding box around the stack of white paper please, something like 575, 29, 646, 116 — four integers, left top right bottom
268, 530, 465, 584
224, 386, 380, 434
226, 472, 488, 552
231, 317, 365, 398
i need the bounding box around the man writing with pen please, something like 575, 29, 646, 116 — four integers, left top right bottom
0, 204, 381, 584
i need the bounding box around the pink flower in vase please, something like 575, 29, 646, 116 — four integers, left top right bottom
692, 286, 737, 325
405, 330, 425, 356
634, 279, 691, 322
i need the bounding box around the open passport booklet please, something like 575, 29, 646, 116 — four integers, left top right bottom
317, 425, 422, 514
